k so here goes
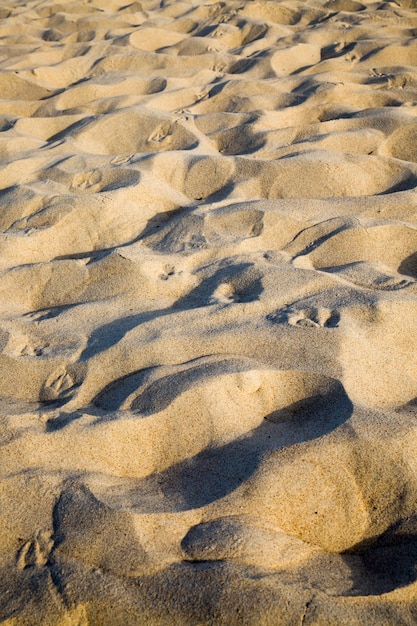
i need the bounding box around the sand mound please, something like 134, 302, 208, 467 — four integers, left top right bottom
1, 0, 417, 623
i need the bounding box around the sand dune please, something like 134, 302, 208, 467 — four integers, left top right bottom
1, 0, 417, 623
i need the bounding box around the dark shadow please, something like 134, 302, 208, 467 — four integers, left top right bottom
342, 518, 417, 595
24, 302, 86, 321
291, 63, 323, 76
242, 23, 268, 47
137, 206, 191, 239
0, 118, 15, 132
398, 397, 417, 415
0, 184, 23, 200
228, 57, 259, 75
101, 171, 141, 192
94, 356, 261, 413
282, 219, 352, 257
357, 46, 385, 64
79, 310, 160, 360
46, 116, 96, 143
398, 251, 417, 279
359, 536, 417, 594
193, 24, 218, 37
41, 385, 81, 408
291, 79, 322, 97
93, 366, 158, 412
50, 206, 192, 262
54, 249, 112, 262
113, 382, 352, 512
45, 411, 84, 432
264, 381, 347, 425
320, 42, 356, 61
80, 262, 262, 361
310, 11, 337, 25
174, 262, 263, 308
317, 110, 357, 122
379, 175, 417, 195
216, 124, 266, 156
204, 82, 228, 99
194, 180, 236, 203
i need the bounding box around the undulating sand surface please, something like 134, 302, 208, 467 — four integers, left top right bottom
1, 0, 417, 623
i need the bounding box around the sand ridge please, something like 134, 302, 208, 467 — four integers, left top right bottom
1, 0, 417, 623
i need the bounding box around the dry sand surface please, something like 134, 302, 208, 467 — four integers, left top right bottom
1, 0, 417, 623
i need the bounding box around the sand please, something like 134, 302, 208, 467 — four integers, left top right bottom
0, 0, 417, 623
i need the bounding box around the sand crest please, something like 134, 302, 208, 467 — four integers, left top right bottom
1, 0, 417, 623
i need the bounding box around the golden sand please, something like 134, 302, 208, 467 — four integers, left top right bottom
1, 0, 417, 623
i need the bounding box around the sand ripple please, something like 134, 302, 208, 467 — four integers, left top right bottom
1, 0, 417, 623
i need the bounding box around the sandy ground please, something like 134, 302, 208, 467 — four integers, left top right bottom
1, 0, 417, 623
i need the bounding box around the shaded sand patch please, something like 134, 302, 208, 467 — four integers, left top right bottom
1, 0, 417, 623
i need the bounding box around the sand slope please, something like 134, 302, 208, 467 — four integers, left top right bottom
1, 0, 417, 623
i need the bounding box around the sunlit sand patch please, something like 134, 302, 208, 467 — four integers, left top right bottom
1, 0, 417, 622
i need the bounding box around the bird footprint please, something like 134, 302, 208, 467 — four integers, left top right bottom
17, 530, 54, 569
269, 306, 340, 328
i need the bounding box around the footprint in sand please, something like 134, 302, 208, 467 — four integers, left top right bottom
268, 306, 340, 328
72, 109, 198, 155
69, 168, 140, 194
147, 121, 174, 143
40, 370, 76, 402
16, 530, 54, 569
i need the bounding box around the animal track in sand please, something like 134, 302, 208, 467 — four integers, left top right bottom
40, 371, 76, 403
158, 264, 176, 281
269, 306, 340, 328
69, 167, 140, 194
3, 0, 417, 620
175, 261, 264, 307
210, 282, 240, 304
16, 530, 54, 569
212, 264, 264, 304
72, 108, 198, 155
20, 344, 48, 357
143, 203, 264, 253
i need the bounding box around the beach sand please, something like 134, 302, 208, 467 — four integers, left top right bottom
1, 0, 417, 623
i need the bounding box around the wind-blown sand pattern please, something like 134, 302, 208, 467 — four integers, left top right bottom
1, 0, 417, 623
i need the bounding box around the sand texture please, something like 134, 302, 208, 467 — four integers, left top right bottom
1, 0, 417, 623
